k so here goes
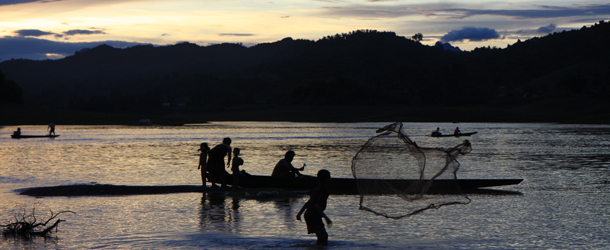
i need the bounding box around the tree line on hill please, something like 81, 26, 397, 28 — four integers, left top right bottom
1, 22, 610, 115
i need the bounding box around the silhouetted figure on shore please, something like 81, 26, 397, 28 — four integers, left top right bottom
297, 169, 332, 246
197, 143, 210, 186
48, 123, 55, 135
208, 138, 232, 187
231, 148, 244, 188
454, 127, 461, 135
271, 150, 304, 178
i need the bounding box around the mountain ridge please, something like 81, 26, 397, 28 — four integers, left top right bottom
1, 23, 609, 121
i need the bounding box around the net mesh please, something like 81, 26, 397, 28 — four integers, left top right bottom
351, 122, 472, 219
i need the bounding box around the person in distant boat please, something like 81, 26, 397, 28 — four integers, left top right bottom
272, 150, 305, 178
197, 143, 210, 186
231, 148, 244, 188
208, 137, 232, 187
432, 127, 441, 136
454, 127, 461, 135
48, 123, 55, 135
297, 169, 332, 246
13, 127, 21, 137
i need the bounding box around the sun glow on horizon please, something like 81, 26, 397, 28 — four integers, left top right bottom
1, 0, 608, 59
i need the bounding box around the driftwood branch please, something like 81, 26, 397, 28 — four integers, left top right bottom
0, 206, 75, 239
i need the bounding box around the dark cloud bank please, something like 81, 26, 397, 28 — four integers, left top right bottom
440, 23, 561, 42
440, 27, 500, 42
0, 36, 143, 61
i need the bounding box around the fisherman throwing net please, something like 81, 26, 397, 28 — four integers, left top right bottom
351, 122, 472, 219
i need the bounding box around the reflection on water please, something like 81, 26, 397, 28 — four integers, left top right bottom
199, 192, 302, 236
199, 193, 242, 233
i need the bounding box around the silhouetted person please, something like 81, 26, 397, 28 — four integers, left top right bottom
13, 127, 21, 137
48, 123, 55, 135
197, 143, 210, 186
272, 150, 304, 178
208, 138, 232, 187
454, 127, 461, 135
297, 169, 332, 246
231, 148, 244, 188
432, 127, 441, 136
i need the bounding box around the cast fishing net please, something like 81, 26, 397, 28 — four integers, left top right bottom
351, 122, 472, 219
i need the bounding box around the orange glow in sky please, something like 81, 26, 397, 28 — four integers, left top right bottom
1, 0, 609, 60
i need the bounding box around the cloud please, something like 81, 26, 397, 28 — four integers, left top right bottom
515, 24, 560, 35
432, 4, 610, 20
62, 29, 106, 36
12, 28, 107, 39
321, 6, 420, 18
440, 27, 500, 42
0, 0, 45, 6
317, 3, 610, 21
13, 29, 56, 37
0, 36, 144, 62
218, 33, 255, 36
537, 23, 556, 33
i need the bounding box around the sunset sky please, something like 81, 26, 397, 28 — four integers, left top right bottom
1, 0, 609, 61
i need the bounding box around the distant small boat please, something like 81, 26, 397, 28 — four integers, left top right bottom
431, 132, 477, 137
11, 134, 60, 139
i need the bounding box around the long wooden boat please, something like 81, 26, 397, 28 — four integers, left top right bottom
11, 134, 60, 139
233, 174, 521, 194
19, 176, 522, 197
431, 132, 477, 137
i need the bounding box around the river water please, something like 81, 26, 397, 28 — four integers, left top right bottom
0, 122, 609, 249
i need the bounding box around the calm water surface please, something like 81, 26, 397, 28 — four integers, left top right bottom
1, 122, 609, 249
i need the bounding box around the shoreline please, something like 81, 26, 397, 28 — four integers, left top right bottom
4, 99, 610, 125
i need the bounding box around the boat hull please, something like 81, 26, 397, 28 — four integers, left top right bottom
233, 175, 522, 194
11, 134, 60, 139
431, 132, 477, 137
18, 177, 522, 197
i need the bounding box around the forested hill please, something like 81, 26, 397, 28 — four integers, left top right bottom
1, 21, 610, 116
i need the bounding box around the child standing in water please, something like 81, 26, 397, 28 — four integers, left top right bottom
231, 148, 244, 188
296, 169, 332, 246
197, 143, 210, 186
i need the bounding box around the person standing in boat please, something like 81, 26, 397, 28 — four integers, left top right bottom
48, 123, 55, 135
208, 137, 232, 188
231, 148, 244, 188
296, 169, 333, 246
197, 143, 210, 186
454, 127, 461, 135
272, 150, 305, 178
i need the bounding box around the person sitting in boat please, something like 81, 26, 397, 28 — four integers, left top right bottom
231, 148, 244, 188
13, 127, 21, 137
454, 127, 461, 135
272, 150, 305, 178
48, 123, 55, 135
431, 127, 441, 136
